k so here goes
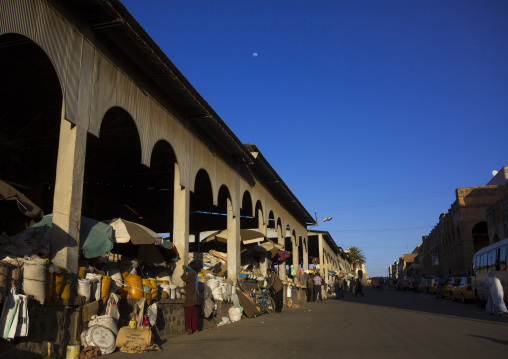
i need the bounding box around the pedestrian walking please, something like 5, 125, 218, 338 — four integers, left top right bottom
264, 268, 284, 313
379, 276, 384, 290
354, 278, 364, 297
485, 272, 508, 315
307, 273, 314, 302
313, 272, 323, 301
334, 275, 343, 299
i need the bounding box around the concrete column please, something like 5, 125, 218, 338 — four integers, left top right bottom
324, 253, 329, 284
227, 196, 240, 281
318, 233, 324, 276
51, 116, 87, 276
172, 163, 190, 286
303, 237, 309, 271
278, 226, 286, 280
292, 235, 298, 282
258, 208, 268, 274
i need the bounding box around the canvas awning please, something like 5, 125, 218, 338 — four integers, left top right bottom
201, 229, 266, 245
108, 218, 163, 245
257, 239, 283, 258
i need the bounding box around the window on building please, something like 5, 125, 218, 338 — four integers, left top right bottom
488, 250, 496, 272
499, 245, 507, 272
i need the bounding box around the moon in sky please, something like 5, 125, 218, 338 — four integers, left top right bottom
253, 52, 258, 57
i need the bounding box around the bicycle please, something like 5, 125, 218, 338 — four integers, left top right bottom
252, 290, 275, 314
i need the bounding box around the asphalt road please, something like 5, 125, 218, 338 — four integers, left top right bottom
109, 286, 508, 359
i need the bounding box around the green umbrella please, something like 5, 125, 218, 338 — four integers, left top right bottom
28, 215, 114, 258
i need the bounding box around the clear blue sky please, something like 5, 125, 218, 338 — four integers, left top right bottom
120, 0, 508, 277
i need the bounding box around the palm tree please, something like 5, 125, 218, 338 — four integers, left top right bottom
347, 246, 366, 276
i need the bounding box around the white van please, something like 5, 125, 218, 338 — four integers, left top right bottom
471, 238, 508, 306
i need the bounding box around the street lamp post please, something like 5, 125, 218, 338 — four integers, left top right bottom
307, 216, 333, 232
307, 212, 332, 274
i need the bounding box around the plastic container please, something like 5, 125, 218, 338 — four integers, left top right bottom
126, 274, 143, 300
66, 345, 80, 359
53, 271, 65, 302
61, 273, 71, 302
78, 267, 87, 279
99, 275, 112, 303
168, 285, 176, 299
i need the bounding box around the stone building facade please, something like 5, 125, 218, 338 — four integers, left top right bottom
417, 176, 508, 277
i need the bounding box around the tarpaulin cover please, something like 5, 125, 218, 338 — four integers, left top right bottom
28, 215, 113, 258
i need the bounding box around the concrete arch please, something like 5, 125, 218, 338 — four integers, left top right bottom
0, 0, 84, 124
241, 190, 253, 217
0, 32, 64, 104
1, 3, 190, 179
190, 169, 214, 214
217, 184, 232, 214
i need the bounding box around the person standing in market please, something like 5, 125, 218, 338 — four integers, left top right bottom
177, 265, 199, 334
307, 273, 314, 302
334, 275, 343, 299
264, 268, 284, 313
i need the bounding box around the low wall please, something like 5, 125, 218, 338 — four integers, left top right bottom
0, 298, 82, 359
0, 293, 265, 358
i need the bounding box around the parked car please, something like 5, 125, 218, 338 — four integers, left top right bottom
441, 276, 458, 298
451, 276, 473, 303
428, 277, 439, 294
416, 278, 433, 293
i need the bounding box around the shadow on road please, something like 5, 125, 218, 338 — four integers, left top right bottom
336, 286, 508, 326
469, 335, 508, 346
